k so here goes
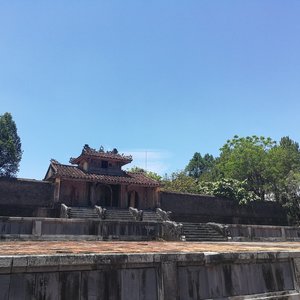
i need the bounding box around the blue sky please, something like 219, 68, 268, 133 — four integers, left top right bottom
1, 1, 300, 179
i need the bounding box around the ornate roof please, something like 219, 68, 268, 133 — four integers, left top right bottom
45, 161, 160, 187
70, 145, 132, 165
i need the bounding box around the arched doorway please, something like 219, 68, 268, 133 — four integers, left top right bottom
90, 184, 112, 207
128, 191, 139, 208
70, 185, 77, 206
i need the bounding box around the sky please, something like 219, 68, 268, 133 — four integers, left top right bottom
1, 1, 300, 179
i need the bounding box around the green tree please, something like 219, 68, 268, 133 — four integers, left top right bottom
162, 171, 198, 194
185, 152, 203, 178
0, 113, 22, 177
127, 166, 162, 181
280, 136, 300, 151
280, 171, 300, 225
185, 152, 215, 178
265, 136, 300, 201
216, 135, 275, 200
216, 135, 300, 202
197, 178, 259, 205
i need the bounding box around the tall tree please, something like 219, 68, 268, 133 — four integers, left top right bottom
185, 152, 215, 178
127, 166, 162, 181
162, 171, 198, 194
0, 113, 22, 177
198, 178, 259, 205
265, 136, 300, 201
216, 135, 300, 202
185, 152, 204, 178
279, 171, 300, 225
216, 135, 275, 200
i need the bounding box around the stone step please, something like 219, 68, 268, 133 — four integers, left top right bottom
183, 229, 221, 234
142, 211, 162, 222
184, 231, 222, 235
183, 229, 218, 233
69, 214, 99, 218
182, 224, 216, 228
106, 213, 130, 214
104, 210, 135, 221
185, 238, 226, 242
105, 211, 132, 216
182, 222, 227, 242
67, 207, 99, 219
70, 211, 96, 213
69, 213, 98, 217
67, 207, 164, 222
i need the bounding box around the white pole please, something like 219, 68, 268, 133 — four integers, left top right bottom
145, 150, 147, 171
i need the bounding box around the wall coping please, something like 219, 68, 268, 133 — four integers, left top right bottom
0, 250, 298, 273
0, 216, 162, 224
227, 223, 300, 230
0, 177, 51, 184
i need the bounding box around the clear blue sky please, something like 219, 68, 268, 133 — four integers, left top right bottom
1, 1, 300, 179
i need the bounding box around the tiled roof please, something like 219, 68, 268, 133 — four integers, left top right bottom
46, 162, 160, 187
70, 145, 132, 165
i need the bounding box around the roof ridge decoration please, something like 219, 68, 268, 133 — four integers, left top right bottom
50, 159, 60, 164
69, 144, 133, 165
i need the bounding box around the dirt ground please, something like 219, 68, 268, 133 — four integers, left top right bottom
0, 241, 300, 256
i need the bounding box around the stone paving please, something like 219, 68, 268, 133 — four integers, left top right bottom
1, 241, 300, 255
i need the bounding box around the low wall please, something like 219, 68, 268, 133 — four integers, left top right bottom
0, 250, 299, 299
0, 205, 57, 218
160, 191, 288, 225
0, 217, 162, 241
0, 177, 54, 207
228, 224, 300, 241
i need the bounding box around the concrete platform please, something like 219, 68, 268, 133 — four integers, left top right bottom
1, 241, 300, 299
0, 240, 300, 255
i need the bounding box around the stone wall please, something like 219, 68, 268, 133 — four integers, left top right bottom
227, 224, 300, 241
0, 250, 299, 299
159, 191, 288, 225
0, 178, 55, 217
0, 178, 289, 225
0, 217, 162, 241
0, 177, 54, 206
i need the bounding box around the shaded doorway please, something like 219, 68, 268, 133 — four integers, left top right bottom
111, 185, 120, 207
128, 191, 139, 208
90, 184, 112, 207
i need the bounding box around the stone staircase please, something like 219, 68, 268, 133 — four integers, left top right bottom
182, 222, 227, 242
142, 210, 164, 222
68, 207, 99, 219
104, 209, 135, 221
63, 205, 168, 222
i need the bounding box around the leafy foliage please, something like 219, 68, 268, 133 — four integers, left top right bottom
162, 171, 198, 194
264, 137, 300, 201
216, 135, 276, 200
214, 135, 300, 202
127, 166, 162, 181
279, 171, 300, 225
198, 178, 259, 205
162, 173, 258, 205
0, 113, 22, 177
185, 152, 215, 178
163, 135, 300, 223
130, 135, 300, 223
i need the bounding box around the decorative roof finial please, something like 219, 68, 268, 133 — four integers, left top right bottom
83, 144, 90, 150
50, 159, 60, 164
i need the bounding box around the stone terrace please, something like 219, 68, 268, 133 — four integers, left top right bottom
1, 241, 300, 255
